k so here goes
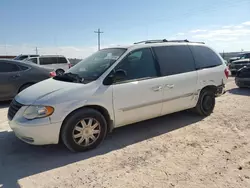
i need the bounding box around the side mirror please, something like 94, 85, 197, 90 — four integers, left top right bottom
114, 69, 127, 81
103, 69, 127, 85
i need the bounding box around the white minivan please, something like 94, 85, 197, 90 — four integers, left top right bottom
8, 40, 229, 152
25, 55, 71, 75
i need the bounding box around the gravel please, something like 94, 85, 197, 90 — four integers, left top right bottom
0, 77, 250, 188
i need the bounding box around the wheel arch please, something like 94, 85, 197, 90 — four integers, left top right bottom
59, 105, 113, 142
200, 85, 217, 94
56, 68, 65, 72
18, 82, 36, 93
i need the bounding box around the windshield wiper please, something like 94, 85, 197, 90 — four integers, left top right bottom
53, 72, 84, 83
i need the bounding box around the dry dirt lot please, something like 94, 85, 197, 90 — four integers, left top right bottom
0, 77, 250, 188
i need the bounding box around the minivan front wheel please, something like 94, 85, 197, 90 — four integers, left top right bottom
193, 89, 215, 116
61, 108, 108, 152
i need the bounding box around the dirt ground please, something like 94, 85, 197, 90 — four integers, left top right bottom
0, 77, 250, 188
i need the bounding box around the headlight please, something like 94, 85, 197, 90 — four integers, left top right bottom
23, 106, 54, 120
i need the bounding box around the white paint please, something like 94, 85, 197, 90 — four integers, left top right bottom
8, 42, 228, 146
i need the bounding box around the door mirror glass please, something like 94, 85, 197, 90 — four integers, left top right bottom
103, 69, 127, 85
114, 69, 127, 81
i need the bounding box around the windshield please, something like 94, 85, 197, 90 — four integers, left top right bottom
14, 55, 28, 60
60, 48, 126, 82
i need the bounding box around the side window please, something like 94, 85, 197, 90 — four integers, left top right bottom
190, 45, 222, 69
19, 55, 28, 60
0, 62, 20, 72
58, 57, 67, 64
114, 48, 158, 83
19, 65, 29, 71
40, 57, 54, 65
153, 45, 196, 76
28, 58, 37, 64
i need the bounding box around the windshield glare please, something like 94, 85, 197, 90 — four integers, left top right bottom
66, 48, 126, 81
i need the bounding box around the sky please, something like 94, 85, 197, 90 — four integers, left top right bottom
0, 0, 250, 58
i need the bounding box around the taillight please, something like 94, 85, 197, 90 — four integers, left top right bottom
68, 63, 72, 68
224, 68, 229, 79
50, 71, 56, 77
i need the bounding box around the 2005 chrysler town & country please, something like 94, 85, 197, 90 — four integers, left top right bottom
8, 40, 229, 152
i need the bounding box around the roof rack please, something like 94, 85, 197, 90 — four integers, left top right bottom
134, 39, 204, 44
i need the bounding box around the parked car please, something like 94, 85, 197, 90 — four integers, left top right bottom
228, 58, 250, 74
228, 52, 250, 64
25, 55, 71, 75
0, 59, 55, 101
235, 66, 250, 88
14, 54, 39, 61
8, 39, 228, 152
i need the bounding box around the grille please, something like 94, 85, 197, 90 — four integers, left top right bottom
8, 99, 23, 120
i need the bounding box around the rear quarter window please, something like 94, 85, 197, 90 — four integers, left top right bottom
19, 65, 30, 71
189, 45, 222, 69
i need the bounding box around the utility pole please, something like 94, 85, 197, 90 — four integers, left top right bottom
94, 28, 103, 51
35, 47, 38, 55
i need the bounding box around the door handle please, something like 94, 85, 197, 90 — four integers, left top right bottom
165, 84, 174, 89
151, 86, 162, 92
11, 74, 20, 79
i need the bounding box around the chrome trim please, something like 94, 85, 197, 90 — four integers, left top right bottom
120, 93, 194, 112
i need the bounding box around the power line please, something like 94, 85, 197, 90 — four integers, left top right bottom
94, 28, 104, 51
35, 47, 38, 55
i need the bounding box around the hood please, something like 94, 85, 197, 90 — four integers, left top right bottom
16, 78, 97, 105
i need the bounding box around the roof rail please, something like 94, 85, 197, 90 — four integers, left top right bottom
134, 39, 168, 44
134, 39, 205, 44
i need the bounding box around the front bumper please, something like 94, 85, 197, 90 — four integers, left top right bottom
8, 106, 62, 145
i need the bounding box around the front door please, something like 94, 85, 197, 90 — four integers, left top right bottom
112, 48, 164, 127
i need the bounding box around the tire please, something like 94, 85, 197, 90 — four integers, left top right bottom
61, 108, 108, 152
236, 83, 244, 88
56, 69, 65, 75
193, 89, 215, 116
19, 83, 34, 93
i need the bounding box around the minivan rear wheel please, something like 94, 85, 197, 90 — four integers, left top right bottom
61, 108, 108, 152
193, 89, 215, 116
56, 69, 65, 75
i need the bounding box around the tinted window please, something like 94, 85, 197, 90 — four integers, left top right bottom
18, 55, 28, 60
190, 45, 222, 69
40, 57, 55, 65
114, 48, 158, 82
19, 65, 29, 70
57, 57, 67, 64
0, 62, 20, 72
153, 45, 195, 76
